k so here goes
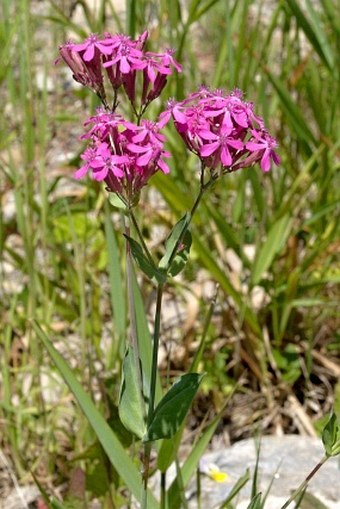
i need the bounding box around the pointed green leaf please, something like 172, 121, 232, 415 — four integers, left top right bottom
108, 193, 127, 210
159, 213, 190, 272
132, 271, 162, 404
33, 321, 159, 509
118, 346, 146, 439
168, 229, 192, 277
219, 469, 251, 508
247, 493, 262, 509
167, 405, 227, 509
124, 234, 166, 284
322, 413, 340, 457
143, 373, 203, 442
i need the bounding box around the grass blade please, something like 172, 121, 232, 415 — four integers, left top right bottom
251, 214, 293, 286
287, 0, 334, 69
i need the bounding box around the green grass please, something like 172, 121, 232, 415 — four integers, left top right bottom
0, 0, 339, 507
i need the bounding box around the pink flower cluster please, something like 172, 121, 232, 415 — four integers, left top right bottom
58, 31, 182, 109
161, 87, 280, 172
75, 110, 170, 200
58, 31, 279, 203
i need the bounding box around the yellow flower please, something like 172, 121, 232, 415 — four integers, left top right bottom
200, 460, 228, 483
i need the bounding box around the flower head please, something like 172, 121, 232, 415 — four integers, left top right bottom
199, 459, 228, 483
58, 31, 182, 110
168, 87, 280, 174
75, 111, 170, 204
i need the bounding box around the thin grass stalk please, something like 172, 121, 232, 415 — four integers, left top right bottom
280, 456, 328, 509
37, 61, 50, 319
1, 302, 25, 476
160, 471, 167, 509
175, 456, 189, 509
196, 466, 201, 509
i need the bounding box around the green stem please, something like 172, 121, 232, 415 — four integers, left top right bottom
147, 283, 164, 425
141, 283, 164, 509
141, 168, 212, 508
280, 455, 328, 509
129, 208, 155, 268
166, 166, 211, 273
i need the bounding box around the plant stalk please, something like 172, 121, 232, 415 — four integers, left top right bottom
166, 168, 209, 273
129, 208, 155, 267
141, 283, 164, 509
280, 455, 328, 509
141, 170, 210, 507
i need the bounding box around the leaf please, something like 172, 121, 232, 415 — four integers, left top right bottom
167, 405, 228, 509
157, 424, 185, 473
132, 271, 162, 404
124, 234, 166, 284
219, 469, 250, 508
251, 214, 293, 286
286, 0, 334, 70
156, 297, 221, 472
86, 461, 108, 498
246, 493, 262, 509
159, 213, 190, 272
143, 373, 204, 442
322, 413, 340, 457
118, 346, 146, 439
108, 193, 127, 210
168, 229, 192, 277
33, 321, 159, 509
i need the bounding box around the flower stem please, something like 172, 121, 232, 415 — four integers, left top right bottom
166, 169, 210, 273
280, 455, 328, 509
147, 283, 164, 424
128, 208, 155, 268
141, 283, 164, 509
141, 170, 211, 508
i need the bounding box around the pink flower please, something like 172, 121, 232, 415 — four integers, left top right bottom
103, 34, 145, 74
141, 50, 182, 105
74, 147, 97, 179
246, 130, 280, 172
75, 113, 171, 202
167, 86, 280, 173
58, 40, 105, 96
59, 31, 182, 111
72, 34, 113, 61
90, 142, 127, 180
199, 125, 244, 168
